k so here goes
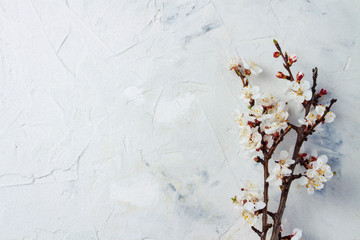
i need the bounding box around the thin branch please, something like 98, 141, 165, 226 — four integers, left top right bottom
280, 236, 292, 240
254, 156, 264, 165
258, 129, 268, 156
287, 173, 303, 183
288, 123, 299, 132
251, 226, 262, 237
274, 41, 295, 82
304, 67, 318, 116
267, 125, 292, 157
267, 211, 276, 220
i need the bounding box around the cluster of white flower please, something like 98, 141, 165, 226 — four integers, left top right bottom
267, 151, 295, 186
233, 58, 290, 154
229, 57, 263, 76
298, 105, 336, 126
300, 154, 333, 195
230, 50, 336, 239
233, 181, 266, 225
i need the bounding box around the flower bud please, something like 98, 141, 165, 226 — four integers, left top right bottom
273, 51, 280, 58
296, 72, 304, 82
288, 54, 298, 65
276, 72, 286, 79
319, 88, 328, 96
244, 69, 251, 76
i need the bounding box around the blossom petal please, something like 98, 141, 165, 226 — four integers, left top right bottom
304, 90, 312, 101
291, 228, 303, 240
280, 150, 289, 159
299, 176, 308, 185
325, 112, 336, 123
317, 155, 328, 165
243, 202, 255, 212
255, 201, 266, 210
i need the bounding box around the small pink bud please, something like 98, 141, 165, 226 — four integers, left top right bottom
319, 88, 328, 96
273, 51, 280, 58
296, 72, 304, 82
276, 72, 285, 79
288, 54, 298, 65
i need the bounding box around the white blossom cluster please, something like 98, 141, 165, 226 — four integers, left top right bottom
299, 154, 334, 195
298, 104, 336, 127
267, 150, 294, 186
233, 59, 290, 154
233, 181, 266, 225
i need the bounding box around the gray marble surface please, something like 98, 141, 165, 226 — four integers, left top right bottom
0, 0, 359, 239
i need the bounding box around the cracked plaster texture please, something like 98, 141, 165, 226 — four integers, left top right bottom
0, 0, 359, 239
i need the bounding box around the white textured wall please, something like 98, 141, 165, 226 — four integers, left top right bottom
0, 0, 359, 239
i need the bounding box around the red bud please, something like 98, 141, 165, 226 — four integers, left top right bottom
319, 88, 328, 96
296, 72, 304, 82
288, 54, 298, 65
276, 72, 285, 79
273, 51, 280, 58
244, 69, 251, 76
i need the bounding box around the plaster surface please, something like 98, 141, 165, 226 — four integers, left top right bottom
0, 0, 359, 239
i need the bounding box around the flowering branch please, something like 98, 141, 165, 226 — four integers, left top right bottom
230, 40, 337, 240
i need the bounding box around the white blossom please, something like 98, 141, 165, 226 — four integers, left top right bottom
235, 112, 248, 128
240, 85, 261, 100
233, 181, 266, 225
298, 111, 317, 126
300, 154, 333, 194
245, 132, 262, 152
267, 163, 292, 186
262, 102, 289, 134
291, 228, 303, 240
257, 93, 276, 108
250, 104, 265, 120
290, 80, 312, 103
229, 58, 263, 76
315, 105, 336, 123
243, 59, 263, 76
277, 150, 295, 167
267, 151, 294, 186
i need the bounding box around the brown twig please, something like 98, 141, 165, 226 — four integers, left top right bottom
252, 226, 262, 237
267, 211, 276, 220
267, 125, 293, 157
261, 132, 270, 239
304, 67, 318, 116
274, 40, 295, 82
